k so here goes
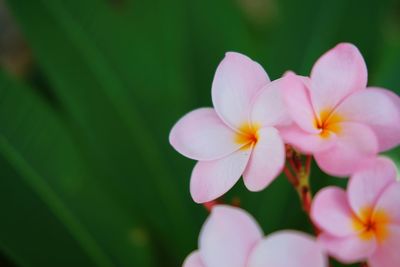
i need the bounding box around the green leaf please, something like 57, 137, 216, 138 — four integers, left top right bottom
6, 0, 197, 262
0, 70, 154, 266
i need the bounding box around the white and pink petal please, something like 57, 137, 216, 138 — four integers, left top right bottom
183, 251, 205, 267
280, 124, 337, 154
248, 231, 327, 267
318, 233, 376, 264
311, 187, 355, 237
190, 149, 251, 203
212, 52, 270, 130
369, 225, 400, 267
373, 182, 400, 224
314, 122, 378, 176
250, 78, 291, 128
199, 205, 263, 267
348, 156, 398, 216
310, 43, 368, 112
334, 88, 400, 151
282, 73, 319, 133
243, 127, 285, 191
169, 108, 242, 161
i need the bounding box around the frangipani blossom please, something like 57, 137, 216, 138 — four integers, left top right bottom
281, 43, 400, 176
170, 52, 290, 203
311, 157, 400, 266
183, 205, 327, 267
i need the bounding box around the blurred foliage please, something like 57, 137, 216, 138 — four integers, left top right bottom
0, 0, 399, 266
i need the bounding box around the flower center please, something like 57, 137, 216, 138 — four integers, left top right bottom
352, 206, 390, 243
314, 109, 343, 138
235, 123, 260, 149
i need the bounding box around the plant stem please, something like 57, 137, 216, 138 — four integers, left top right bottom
297, 165, 312, 214
284, 149, 319, 234
305, 155, 312, 175
285, 155, 312, 214
288, 155, 300, 173
283, 166, 298, 187
203, 200, 220, 212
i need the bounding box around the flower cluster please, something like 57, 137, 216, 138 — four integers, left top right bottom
311, 157, 400, 266
183, 205, 326, 267
169, 43, 400, 267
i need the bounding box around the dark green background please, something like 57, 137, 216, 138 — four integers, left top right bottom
0, 0, 399, 266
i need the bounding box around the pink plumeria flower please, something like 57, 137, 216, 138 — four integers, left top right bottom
183, 205, 327, 267
311, 157, 400, 266
169, 52, 290, 203
281, 43, 400, 176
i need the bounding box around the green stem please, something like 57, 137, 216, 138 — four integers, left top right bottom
284, 150, 319, 234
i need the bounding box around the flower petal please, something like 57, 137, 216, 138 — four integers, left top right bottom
282, 73, 319, 133
334, 88, 400, 151
311, 187, 355, 237
243, 127, 285, 191
368, 88, 400, 150
212, 52, 270, 129
348, 157, 397, 217
248, 231, 327, 267
310, 43, 367, 112
190, 149, 251, 203
369, 225, 400, 267
199, 205, 263, 267
169, 108, 242, 161
283, 71, 312, 88
374, 182, 400, 224
314, 122, 378, 176
250, 78, 291, 127
183, 251, 205, 267
318, 233, 376, 264
280, 124, 337, 154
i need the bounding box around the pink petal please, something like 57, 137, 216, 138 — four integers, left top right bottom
212, 52, 270, 129
247, 231, 327, 267
318, 233, 376, 264
183, 251, 205, 267
199, 205, 263, 267
283, 71, 312, 88
190, 149, 252, 203
314, 122, 378, 176
369, 225, 400, 267
282, 73, 319, 133
250, 78, 291, 127
280, 124, 337, 154
169, 108, 242, 161
311, 187, 355, 237
334, 88, 400, 151
243, 127, 285, 191
374, 182, 400, 224
310, 43, 368, 112
368, 87, 400, 150
348, 157, 397, 217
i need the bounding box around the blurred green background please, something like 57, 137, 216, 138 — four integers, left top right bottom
0, 0, 399, 266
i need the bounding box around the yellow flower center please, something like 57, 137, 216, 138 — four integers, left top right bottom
352, 206, 390, 243
314, 109, 343, 138
235, 123, 261, 150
